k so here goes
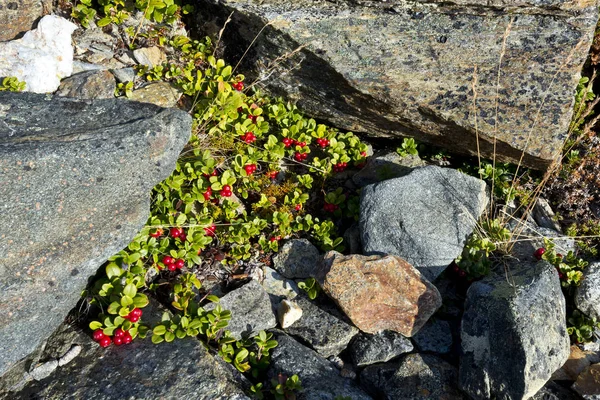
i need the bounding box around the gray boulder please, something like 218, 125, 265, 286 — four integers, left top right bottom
412, 318, 453, 355
360, 353, 464, 400
269, 332, 372, 400
575, 261, 600, 320
56, 70, 116, 99
352, 151, 425, 188
349, 331, 414, 367
0, 92, 191, 376
205, 280, 276, 340
459, 261, 570, 400
283, 296, 358, 357
360, 166, 488, 281
196, 0, 597, 169
2, 304, 248, 399
273, 239, 321, 279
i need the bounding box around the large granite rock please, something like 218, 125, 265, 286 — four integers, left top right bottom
197, 0, 598, 169
575, 261, 600, 320
0, 0, 51, 41
0, 92, 191, 376
360, 166, 488, 281
360, 353, 464, 400
2, 305, 248, 399
0, 15, 77, 93
269, 332, 372, 400
273, 239, 321, 279
349, 331, 414, 367
459, 261, 570, 400
205, 280, 277, 340
319, 252, 441, 336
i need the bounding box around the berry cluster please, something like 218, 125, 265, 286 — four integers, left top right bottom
126, 307, 143, 323
451, 262, 467, 278
220, 184, 232, 197
244, 164, 257, 175
203, 187, 212, 201
294, 204, 302, 211
323, 202, 338, 212
241, 132, 256, 144
294, 152, 309, 162
204, 223, 217, 237
162, 255, 185, 271
248, 115, 257, 123
93, 328, 133, 348
333, 162, 348, 172
282, 138, 293, 148
316, 138, 330, 148
170, 227, 186, 241
266, 170, 278, 180
269, 235, 282, 242
232, 81, 244, 91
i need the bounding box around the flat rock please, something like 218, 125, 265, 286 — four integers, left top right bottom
0, 0, 51, 41
575, 261, 600, 320
128, 82, 182, 108
268, 332, 372, 400
348, 331, 414, 367
412, 318, 453, 354
360, 166, 488, 281
319, 252, 442, 336
2, 302, 248, 399
197, 0, 597, 169
277, 299, 303, 329
260, 266, 301, 300
133, 46, 167, 68
459, 261, 570, 400
572, 363, 600, 399
205, 280, 276, 340
111, 67, 136, 83
360, 353, 464, 400
0, 92, 191, 376
531, 381, 582, 400
56, 70, 115, 99
0, 15, 77, 93
283, 296, 358, 357
352, 151, 425, 187
273, 239, 321, 279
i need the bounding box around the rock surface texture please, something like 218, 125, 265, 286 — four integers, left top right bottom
0, 0, 51, 41
0, 15, 77, 93
459, 261, 570, 400
273, 238, 321, 279
319, 252, 442, 336
575, 261, 600, 320
197, 0, 598, 169
360, 166, 488, 281
349, 331, 414, 367
0, 92, 191, 376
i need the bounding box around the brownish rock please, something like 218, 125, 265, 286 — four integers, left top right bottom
0, 0, 51, 41
319, 251, 442, 336
572, 363, 600, 397
552, 345, 600, 381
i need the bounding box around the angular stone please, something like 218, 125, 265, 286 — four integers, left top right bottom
277, 299, 303, 329
129, 82, 182, 108
269, 332, 372, 400
273, 239, 321, 279
360, 354, 464, 400
319, 252, 442, 336
349, 331, 414, 367
352, 151, 425, 187
133, 46, 167, 67
509, 220, 575, 262
197, 0, 597, 169
459, 261, 570, 400
0, 0, 51, 41
575, 261, 600, 320
205, 280, 276, 340
111, 67, 136, 83
283, 296, 358, 357
532, 198, 562, 232
360, 166, 488, 281
0, 15, 77, 93
412, 318, 453, 355
0, 92, 191, 376
552, 345, 600, 381
4, 314, 248, 399
56, 70, 115, 99
531, 381, 582, 400
572, 364, 600, 399
260, 266, 301, 300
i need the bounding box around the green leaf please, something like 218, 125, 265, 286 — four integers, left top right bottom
152, 334, 165, 344
176, 213, 187, 226
165, 331, 175, 342
133, 293, 149, 308
89, 321, 103, 330
206, 295, 220, 303
106, 263, 122, 279
97, 17, 112, 27
153, 325, 167, 335
121, 295, 133, 307
123, 283, 137, 298
108, 301, 120, 315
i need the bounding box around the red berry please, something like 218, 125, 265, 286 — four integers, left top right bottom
237, 106, 243, 113
452, 265, 460, 273
232, 82, 244, 91
93, 329, 105, 342
113, 335, 124, 346
149, 229, 163, 238
174, 259, 185, 269
282, 138, 292, 147
459, 270, 466, 278
360, 151, 367, 157
114, 328, 125, 338
298, 141, 307, 148
170, 227, 182, 238
128, 314, 140, 323
534, 248, 546, 260
270, 237, 278, 242
204, 224, 216, 237
556, 253, 563, 258
162, 255, 174, 265
244, 164, 256, 175
295, 204, 302, 211
99, 336, 111, 348
203, 188, 212, 201
168, 264, 177, 272
130, 308, 143, 318
179, 233, 187, 241
123, 332, 132, 344
248, 115, 257, 123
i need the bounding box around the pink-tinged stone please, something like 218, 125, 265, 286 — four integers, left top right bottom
573, 363, 600, 397
319, 251, 441, 336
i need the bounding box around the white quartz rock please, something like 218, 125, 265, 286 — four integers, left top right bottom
0, 15, 78, 93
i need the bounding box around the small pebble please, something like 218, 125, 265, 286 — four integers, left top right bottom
58, 344, 82, 366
